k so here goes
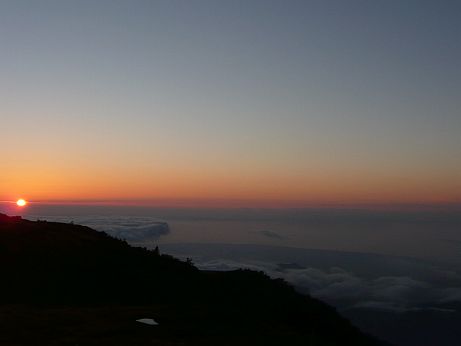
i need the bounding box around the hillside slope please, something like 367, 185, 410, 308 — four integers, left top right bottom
0, 214, 383, 345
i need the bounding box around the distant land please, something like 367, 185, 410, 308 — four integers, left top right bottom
0, 213, 383, 345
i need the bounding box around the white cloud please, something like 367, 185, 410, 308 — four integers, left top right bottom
194, 258, 461, 313
30, 215, 170, 241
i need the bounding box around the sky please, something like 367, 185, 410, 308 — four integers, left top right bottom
1, 0, 460, 208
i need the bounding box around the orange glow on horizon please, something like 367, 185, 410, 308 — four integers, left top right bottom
2, 161, 459, 209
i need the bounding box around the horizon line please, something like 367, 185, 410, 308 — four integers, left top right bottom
0, 198, 459, 211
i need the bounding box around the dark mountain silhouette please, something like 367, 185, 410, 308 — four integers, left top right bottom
0, 213, 384, 345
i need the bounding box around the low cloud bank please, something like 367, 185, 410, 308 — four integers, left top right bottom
30, 215, 170, 241
96, 222, 170, 241
195, 258, 461, 313
256, 230, 286, 240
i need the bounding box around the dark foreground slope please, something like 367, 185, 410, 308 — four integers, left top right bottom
0, 214, 382, 345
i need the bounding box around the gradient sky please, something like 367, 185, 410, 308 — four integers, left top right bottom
1, 0, 460, 207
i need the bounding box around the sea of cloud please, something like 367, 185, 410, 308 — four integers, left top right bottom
29, 215, 170, 242
194, 257, 461, 313
25, 213, 461, 314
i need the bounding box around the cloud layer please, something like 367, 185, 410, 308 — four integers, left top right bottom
194, 258, 461, 313
30, 215, 170, 242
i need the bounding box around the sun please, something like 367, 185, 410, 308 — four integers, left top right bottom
16, 199, 27, 207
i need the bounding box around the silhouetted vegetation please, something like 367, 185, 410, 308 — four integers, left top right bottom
0, 214, 384, 345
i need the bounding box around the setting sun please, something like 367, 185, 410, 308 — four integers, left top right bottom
16, 199, 27, 207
